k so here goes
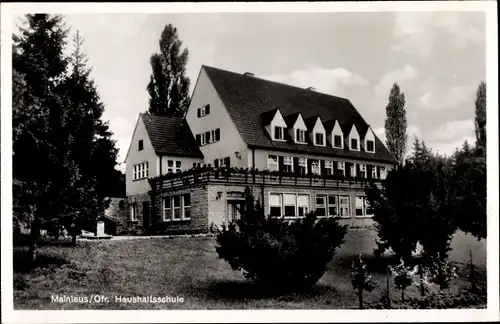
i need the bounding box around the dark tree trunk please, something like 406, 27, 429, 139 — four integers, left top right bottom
358, 290, 364, 309
28, 218, 40, 262
401, 289, 405, 302
386, 265, 391, 307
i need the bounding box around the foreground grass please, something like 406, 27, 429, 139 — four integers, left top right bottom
13, 230, 486, 310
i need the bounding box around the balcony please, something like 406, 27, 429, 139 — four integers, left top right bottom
149, 166, 383, 192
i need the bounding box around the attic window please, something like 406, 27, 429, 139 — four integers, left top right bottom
296, 129, 306, 143
138, 140, 144, 151
274, 126, 285, 140
350, 138, 359, 151
366, 140, 375, 153
197, 104, 210, 118
314, 133, 325, 146
334, 135, 343, 148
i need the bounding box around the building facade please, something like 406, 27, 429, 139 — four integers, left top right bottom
121, 66, 396, 235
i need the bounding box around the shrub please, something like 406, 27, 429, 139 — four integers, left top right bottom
350, 254, 377, 309
215, 187, 347, 290
427, 254, 458, 290
389, 258, 414, 301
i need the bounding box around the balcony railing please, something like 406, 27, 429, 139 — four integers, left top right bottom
149, 166, 383, 192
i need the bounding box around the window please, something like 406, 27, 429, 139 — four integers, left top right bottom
183, 193, 191, 220
380, 166, 386, 179
283, 194, 296, 217
315, 133, 325, 146
201, 133, 207, 146
133, 162, 149, 180
297, 194, 309, 216
351, 138, 359, 150
359, 164, 366, 178
371, 165, 378, 179
298, 157, 307, 174
355, 196, 373, 217
196, 128, 220, 146
316, 195, 326, 217
173, 195, 181, 220
167, 160, 174, 174
162, 197, 171, 221
337, 161, 345, 176
166, 160, 182, 174
268, 155, 279, 171
283, 156, 293, 172
163, 194, 191, 221
339, 196, 350, 216
270, 193, 309, 218
311, 160, 320, 175
350, 163, 356, 177
274, 126, 284, 140
138, 140, 144, 151
296, 129, 306, 143
130, 203, 138, 221
366, 140, 375, 152
334, 135, 343, 148
328, 195, 338, 216
324, 160, 334, 175
175, 161, 181, 173
197, 104, 210, 118
269, 193, 282, 217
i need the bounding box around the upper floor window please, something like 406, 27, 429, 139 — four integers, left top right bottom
133, 162, 149, 180
333, 135, 343, 148
359, 164, 366, 178
337, 161, 345, 176
298, 157, 307, 174
167, 160, 182, 174
283, 156, 293, 172
196, 128, 220, 146
366, 140, 375, 153
274, 126, 285, 140
197, 104, 210, 118
350, 138, 359, 151
268, 155, 279, 171
380, 166, 387, 179
315, 133, 325, 146
296, 129, 306, 143
137, 140, 144, 151
324, 160, 334, 175
371, 165, 378, 179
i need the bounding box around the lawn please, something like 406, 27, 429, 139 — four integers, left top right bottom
13, 229, 486, 310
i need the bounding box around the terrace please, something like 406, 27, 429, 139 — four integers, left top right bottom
148, 166, 383, 192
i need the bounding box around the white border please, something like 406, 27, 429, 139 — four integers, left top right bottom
1, 1, 499, 323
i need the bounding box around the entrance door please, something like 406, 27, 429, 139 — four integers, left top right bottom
142, 202, 150, 230
227, 200, 245, 223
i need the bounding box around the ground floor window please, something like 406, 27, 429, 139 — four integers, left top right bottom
269, 193, 310, 218
162, 193, 191, 221
355, 196, 373, 217
316, 194, 350, 217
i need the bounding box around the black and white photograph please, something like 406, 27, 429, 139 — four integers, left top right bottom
1, 2, 498, 323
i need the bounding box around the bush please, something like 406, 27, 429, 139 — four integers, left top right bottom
215, 188, 347, 290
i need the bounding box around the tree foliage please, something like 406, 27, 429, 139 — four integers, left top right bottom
384, 83, 408, 165
12, 15, 123, 255
147, 24, 190, 117
474, 81, 486, 153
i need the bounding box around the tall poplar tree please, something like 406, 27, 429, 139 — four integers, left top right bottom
384, 83, 408, 165
147, 24, 190, 117
474, 81, 486, 155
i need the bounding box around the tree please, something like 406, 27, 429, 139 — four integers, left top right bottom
474, 81, 486, 154
147, 24, 190, 117
384, 83, 408, 165
13, 14, 70, 260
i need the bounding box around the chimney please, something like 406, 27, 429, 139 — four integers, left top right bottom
244, 72, 255, 77
306, 86, 316, 91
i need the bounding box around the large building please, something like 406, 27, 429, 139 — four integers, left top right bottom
121, 65, 396, 235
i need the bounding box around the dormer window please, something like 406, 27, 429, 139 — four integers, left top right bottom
296, 129, 306, 143
315, 133, 325, 146
274, 126, 285, 140
366, 140, 375, 153
351, 138, 359, 150
333, 135, 343, 148
137, 140, 144, 151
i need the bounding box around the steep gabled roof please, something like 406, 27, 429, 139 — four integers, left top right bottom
260, 108, 279, 126
141, 113, 204, 158
283, 112, 301, 128
203, 65, 395, 163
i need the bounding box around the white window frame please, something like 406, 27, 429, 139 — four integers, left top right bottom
324, 160, 334, 175
337, 161, 345, 176
380, 166, 387, 179
283, 156, 293, 172
182, 193, 191, 220
162, 197, 171, 221
283, 194, 297, 218
327, 195, 338, 217
267, 155, 279, 171
175, 161, 182, 173
298, 157, 307, 174
210, 129, 217, 143
314, 132, 325, 146
130, 203, 138, 221
333, 134, 343, 149
359, 164, 366, 178
200, 133, 207, 146
350, 164, 357, 177
273, 126, 285, 141
366, 140, 375, 153
350, 137, 359, 151
163, 194, 191, 222
297, 194, 309, 217
296, 129, 306, 143
371, 165, 378, 179
339, 195, 350, 217
311, 160, 321, 175
354, 196, 373, 218
316, 194, 326, 217
269, 192, 310, 219
133, 162, 149, 180
172, 195, 182, 221
269, 193, 283, 217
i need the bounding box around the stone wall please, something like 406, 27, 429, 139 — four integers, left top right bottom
103, 198, 129, 235
124, 193, 151, 235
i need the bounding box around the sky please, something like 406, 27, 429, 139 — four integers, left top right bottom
29, 12, 486, 171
